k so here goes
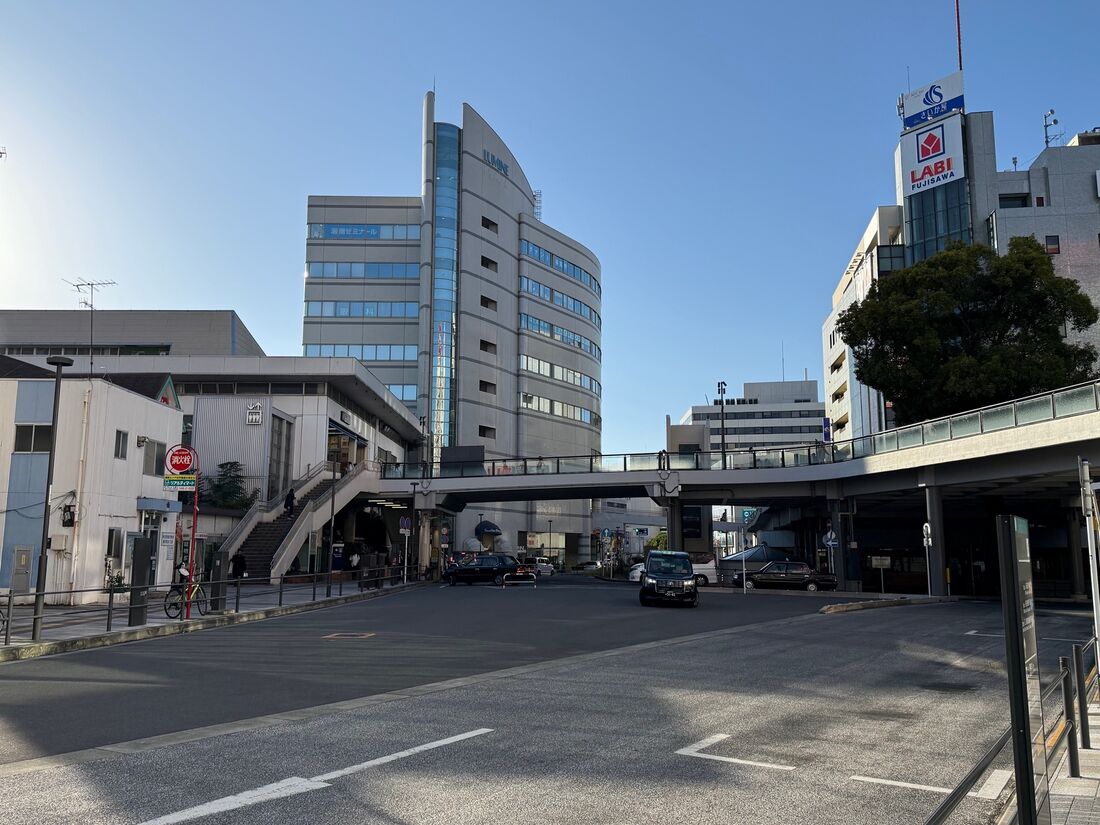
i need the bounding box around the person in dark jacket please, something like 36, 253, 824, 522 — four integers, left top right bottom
229, 550, 248, 580
284, 488, 296, 517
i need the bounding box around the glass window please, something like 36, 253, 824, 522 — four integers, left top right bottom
393, 224, 407, 240
405, 345, 417, 360
304, 344, 320, 356
377, 345, 391, 360
306, 302, 321, 316
336, 301, 350, 317
323, 262, 336, 277
363, 303, 377, 317
362, 345, 376, 360
309, 262, 324, 277
337, 262, 351, 278
333, 345, 349, 357
351, 262, 365, 277
143, 439, 166, 477
379, 225, 393, 240
114, 429, 128, 460
1045, 235, 1060, 254
322, 301, 335, 316
378, 302, 392, 318
14, 425, 34, 452
320, 344, 334, 356
366, 263, 380, 278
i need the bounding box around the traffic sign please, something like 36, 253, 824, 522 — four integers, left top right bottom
165, 444, 197, 475
601, 528, 611, 538
822, 530, 839, 550
399, 516, 412, 536
871, 556, 891, 569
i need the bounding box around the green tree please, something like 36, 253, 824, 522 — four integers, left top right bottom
836, 237, 1098, 425
644, 531, 668, 551
201, 461, 258, 510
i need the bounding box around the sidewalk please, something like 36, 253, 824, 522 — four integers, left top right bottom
1048, 701, 1100, 823
2, 577, 417, 655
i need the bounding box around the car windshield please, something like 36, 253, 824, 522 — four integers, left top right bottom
647, 556, 692, 576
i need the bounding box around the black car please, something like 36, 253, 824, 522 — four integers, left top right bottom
731, 561, 838, 592
639, 550, 698, 607
447, 553, 535, 586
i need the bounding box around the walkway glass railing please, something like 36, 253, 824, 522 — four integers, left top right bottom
381, 381, 1100, 480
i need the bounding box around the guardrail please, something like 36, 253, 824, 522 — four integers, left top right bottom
0, 561, 423, 647
381, 380, 1100, 480
924, 637, 1099, 824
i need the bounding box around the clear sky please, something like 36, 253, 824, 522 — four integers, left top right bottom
2, 1, 1097, 453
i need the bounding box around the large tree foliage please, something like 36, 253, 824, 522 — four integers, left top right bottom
201, 461, 259, 510
836, 237, 1098, 425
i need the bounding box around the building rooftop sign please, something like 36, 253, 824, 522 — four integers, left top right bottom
900, 71, 964, 131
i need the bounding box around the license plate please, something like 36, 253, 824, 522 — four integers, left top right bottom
661, 589, 679, 596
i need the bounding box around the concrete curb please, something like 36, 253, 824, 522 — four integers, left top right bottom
0, 581, 431, 663
819, 595, 955, 614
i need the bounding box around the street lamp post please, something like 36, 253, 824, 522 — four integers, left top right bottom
32, 355, 73, 641
717, 381, 727, 470
548, 518, 553, 563
326, 449, 336, 597
410, 481, 420, 579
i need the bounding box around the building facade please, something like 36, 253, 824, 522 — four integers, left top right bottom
302, 93, 602, 561
823, 72, 1100, 441
675, 381, 825, 454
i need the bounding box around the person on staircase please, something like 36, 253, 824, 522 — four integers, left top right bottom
230, 548, 248, 582
284, 487, 296, 518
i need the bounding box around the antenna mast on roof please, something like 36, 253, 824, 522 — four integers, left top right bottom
533, 190, 543, 221
64, 278, 116, 375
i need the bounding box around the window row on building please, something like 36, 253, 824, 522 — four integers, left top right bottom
520, 276, 602, 329
520, 391, 601, 427
303, 344, 418, 361
306, 261, 419, 279
694, 409, 823, 421
519, 313, 602, 361
520, 239, 601, 297
2, 344, 170, 356
308, 223, 422, 241
519, 354, 601, 397
304, 301, 418, 318
709, 425, 823, 436
385, 384, 417, 401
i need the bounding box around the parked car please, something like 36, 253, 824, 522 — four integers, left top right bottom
638, 551, 697, 607
628, 563, 645, 582
447, 554, 535, 586
717, 546, 793, 584
572, 561, 602, 572
529, 557, 555, 576
730, 561, 837, 592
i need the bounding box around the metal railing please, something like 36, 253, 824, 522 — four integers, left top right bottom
381, 380, 1100, 480
924, 637, 1099, 824
1, 562, 425, 647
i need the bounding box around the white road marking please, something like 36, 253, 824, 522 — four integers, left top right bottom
138, 728, 494, 824
966, 630, 1087, 643
676, 734, 796, 771
313, 728, 493, 781
850, 775, 953, 794
139, 777, 331, 824
975, 769, 1012, 799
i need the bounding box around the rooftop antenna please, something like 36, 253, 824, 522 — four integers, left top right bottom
532, 190, 543, 221
1012, 156, 1018, 171
64, 278, 116, 376
1043, 109, 1063, 148
954, 0, 963, 71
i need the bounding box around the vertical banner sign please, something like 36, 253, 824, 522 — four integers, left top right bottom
997, 515, 1052, 825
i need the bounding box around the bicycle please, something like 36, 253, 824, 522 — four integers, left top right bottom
164, 574, 208, 619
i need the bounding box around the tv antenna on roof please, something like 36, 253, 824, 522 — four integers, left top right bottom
63, 278, 116, 375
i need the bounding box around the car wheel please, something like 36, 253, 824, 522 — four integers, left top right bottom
745, 580, 755, 590
806, 582, 819, 592
494, 574, 504, 586
694, 575, 708, 587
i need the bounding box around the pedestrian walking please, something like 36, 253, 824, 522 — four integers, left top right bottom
284, 487, 296, 518
230, 549, 248, 581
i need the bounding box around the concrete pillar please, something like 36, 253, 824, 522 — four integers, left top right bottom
418, 512, 431, 577
1068, 508, 1086, 597
924, 486, 948, 596
667, 499, 684, 551
828, 501, 850, 591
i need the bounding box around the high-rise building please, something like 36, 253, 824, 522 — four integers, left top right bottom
823, 72, 1100, 441
302, 93, 602, 562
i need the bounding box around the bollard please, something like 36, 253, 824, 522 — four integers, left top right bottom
312, 574, 317, 602
278, 576, 284, 607
106, 589, 115, 632
339, 576, 343, 597
1074, 644, 1092, 749
1062, 656, 1081, 777
234, 578, 241, 613
4, 591, 13, 646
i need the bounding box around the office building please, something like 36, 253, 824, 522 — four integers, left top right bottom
823, 71, 1100, 440
672, 381, 825, 454
302, 92, 602, 562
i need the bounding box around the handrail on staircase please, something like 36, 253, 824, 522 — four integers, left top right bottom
268, 460, 380, 577
219, 462, 330, 558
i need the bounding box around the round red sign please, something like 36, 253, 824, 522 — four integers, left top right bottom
165, 445, 197, 475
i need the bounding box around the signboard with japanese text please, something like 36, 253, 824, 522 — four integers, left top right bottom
900, 113, 966, 197
901, 71, 964, 130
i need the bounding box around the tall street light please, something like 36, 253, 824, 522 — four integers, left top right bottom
32, 355, 73, 641
717, 381, 727, 470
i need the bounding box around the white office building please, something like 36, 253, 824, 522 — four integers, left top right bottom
676, 381, 825, 453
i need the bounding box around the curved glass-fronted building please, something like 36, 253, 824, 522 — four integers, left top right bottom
303, 92, 602, 565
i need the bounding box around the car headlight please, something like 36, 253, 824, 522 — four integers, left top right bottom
685, 580, 695, 589
644, 576, 657, 585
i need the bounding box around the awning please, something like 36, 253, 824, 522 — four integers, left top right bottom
137, 497, 183, 513
328, 417, 367, 443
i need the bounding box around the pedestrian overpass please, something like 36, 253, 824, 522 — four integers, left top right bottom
371, 381, 1100, 596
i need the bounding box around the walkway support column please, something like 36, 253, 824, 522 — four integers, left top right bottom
924, 485, 948, 596
667, 499, 684, 551
1068, 508, 1086, 598
418, 512, 431, 578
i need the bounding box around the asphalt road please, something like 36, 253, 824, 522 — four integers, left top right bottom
0, 578, 1093, 825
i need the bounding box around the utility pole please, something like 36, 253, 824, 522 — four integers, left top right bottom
64, 278, 116, 375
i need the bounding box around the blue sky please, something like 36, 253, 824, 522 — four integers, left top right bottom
2, 1, 1097, 453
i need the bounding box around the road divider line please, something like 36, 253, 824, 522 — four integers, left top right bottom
675, 734, 795, 772
137, 728, 493, 825
139, 777, 331, 824
312, 728, 493, 781
850, 775, 953, 794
